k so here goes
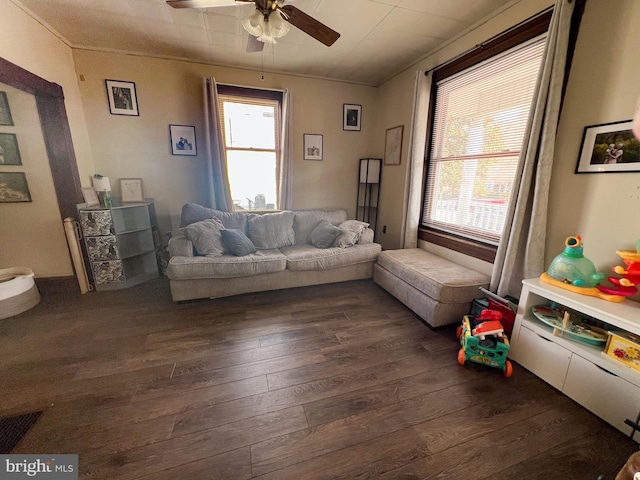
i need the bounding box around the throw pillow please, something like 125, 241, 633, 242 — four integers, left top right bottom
180, 203, 253, 231
221, 229, 257, 256
334, 220, 369, 248
179, 217, 225, 256
247, 211, 295, 249
308, 221, 342, 249
180, 203, 215, 227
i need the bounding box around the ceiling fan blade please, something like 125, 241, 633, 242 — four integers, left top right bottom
246, 34, 265, 53
166, 0, 253, 9
280, 5, 340, 46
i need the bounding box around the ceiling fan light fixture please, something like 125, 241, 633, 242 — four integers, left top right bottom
241, 7, 289, 45
270, 10, 290, 36
242, 9, 263, 36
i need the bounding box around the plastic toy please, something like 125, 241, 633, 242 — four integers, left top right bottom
596, 248, 640, 299
456, 309, 512, 377
540, 236, 625, 303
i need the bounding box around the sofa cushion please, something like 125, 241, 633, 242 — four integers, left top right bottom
247, 211, 295, 249
334, 220, 369, 248
293, 210, 347, 244
221, 229, 256, 256
308, 221, 342, 249
376, 249, 490, 303
281, 243, 381, 271
167, 249, 286, 279
179, 218, 225, 256
180, 203, 252, 232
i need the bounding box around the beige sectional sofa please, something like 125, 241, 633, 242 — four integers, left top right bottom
167, 204, 382, 301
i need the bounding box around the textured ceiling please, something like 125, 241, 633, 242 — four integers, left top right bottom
15, 0, 515, 86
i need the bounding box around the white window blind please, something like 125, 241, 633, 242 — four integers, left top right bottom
217, 90, 281, 211
422, 37, 546, 245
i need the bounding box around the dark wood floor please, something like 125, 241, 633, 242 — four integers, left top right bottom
1, 278, 637, 479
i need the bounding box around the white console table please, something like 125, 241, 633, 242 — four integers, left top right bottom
509, 278, 640, 442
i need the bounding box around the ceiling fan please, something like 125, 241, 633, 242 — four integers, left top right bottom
166, 0, 340, 49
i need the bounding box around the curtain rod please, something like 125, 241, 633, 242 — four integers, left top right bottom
216, 81, 285, 93
425, 5, 554, 76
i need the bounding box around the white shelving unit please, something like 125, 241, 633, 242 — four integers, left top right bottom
510, 278, 640, 442
78, 200, 159, 291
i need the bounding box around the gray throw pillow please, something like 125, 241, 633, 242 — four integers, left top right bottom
308, 221, 342, 249
247, 211, 295, 249
221, 229, 256, 256
179, 217, 225, 256
180, 203, 253, 231
334, 220, 369, 248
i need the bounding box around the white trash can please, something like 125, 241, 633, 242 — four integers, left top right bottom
0, 267, 41, 320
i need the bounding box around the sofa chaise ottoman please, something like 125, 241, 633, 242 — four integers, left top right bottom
167, 205, 382, 302
373, 248, 490, 327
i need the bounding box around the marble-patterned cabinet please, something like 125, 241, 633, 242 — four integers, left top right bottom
78, 201, 159, 290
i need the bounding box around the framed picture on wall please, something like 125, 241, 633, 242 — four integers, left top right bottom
0, 133, 22, 165
575, 120, 640, 173
303, 134, 323, 161
105, 79, 139, 116
384, 125, 404, 166
120, 178, 144, 203
0, 172, 31, 202
343, 104, 362, 131
169, 124, 197, 156
0, 92, 14, 126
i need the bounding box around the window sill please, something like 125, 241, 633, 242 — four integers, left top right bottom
418, 228, 497, 263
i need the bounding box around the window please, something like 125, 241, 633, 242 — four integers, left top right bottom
420, 12, 550, 261
217, 85, 282, 211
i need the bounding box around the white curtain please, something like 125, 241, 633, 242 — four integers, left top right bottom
203, 77, 233, 211
491, 0, 576, 297
402, 70, 432, 248
278, 88, 293, 210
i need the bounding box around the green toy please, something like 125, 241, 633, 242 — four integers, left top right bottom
456, 309, 513, 377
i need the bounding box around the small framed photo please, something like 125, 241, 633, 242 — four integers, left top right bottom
120, 178, 144, 203
343, 104, 362, 131
0, 133, 21, 165
170, 124, 197, 156
0, 91, 13, 125
0, 172, 31, 202
303, 134, 323, 161
384, 125, 404, 166
105, 79, 139, 116
576, 120, 640, 173
82, 187, 100, 208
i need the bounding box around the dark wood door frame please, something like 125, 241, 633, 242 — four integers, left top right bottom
0, 56, 84, 219
0, 56, 92, 286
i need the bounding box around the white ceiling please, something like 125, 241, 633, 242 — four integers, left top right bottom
14, 0, 515, 86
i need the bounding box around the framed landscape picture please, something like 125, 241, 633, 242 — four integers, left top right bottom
0, 172, 31, 202
0, 133, 21, 165
0, 91, 13, 125
576, 119, 640, 173
105, 79, 139, 116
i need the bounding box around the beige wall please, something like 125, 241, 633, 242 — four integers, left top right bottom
548, 0, 640, 282
72, 50, 379, 238
0, 0, 94, 277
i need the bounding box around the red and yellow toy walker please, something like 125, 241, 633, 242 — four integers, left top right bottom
456, 309, 513, 378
